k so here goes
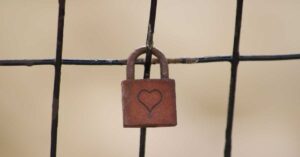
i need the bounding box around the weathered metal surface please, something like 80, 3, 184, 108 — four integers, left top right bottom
122, 47, 177, 127
122, 79, 176, 127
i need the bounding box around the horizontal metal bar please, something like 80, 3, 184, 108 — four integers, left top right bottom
240, 54, 300, 61
0, 59, 54, 66
0, 53, 299, 66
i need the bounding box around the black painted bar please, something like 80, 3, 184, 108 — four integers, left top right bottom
140, 0, 158, 157
224, 0, 244, 157
0, 53, 299, 66
50, 0, 66, 157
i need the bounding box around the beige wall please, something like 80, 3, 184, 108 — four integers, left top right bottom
0, 0, 300, 157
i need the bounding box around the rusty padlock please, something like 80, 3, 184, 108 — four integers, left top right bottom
122, 47, 177, 127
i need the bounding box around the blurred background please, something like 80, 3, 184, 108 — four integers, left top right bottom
0, 0, 300, 157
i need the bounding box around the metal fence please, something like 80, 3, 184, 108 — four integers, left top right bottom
1, 0, 300, 157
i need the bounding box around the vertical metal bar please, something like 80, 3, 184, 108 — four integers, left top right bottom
143, 0, 157, 79
50, 0, 66, 157
139, 127, 147, 157
140, 0, 157, 157
224, 0, 244, 157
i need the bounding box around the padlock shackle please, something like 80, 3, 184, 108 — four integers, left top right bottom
126, 47, 169, 80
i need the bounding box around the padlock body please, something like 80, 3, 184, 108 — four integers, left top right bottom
122, 79, 177, 127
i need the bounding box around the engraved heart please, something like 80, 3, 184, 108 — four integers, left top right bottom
137, 89, 163, 113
